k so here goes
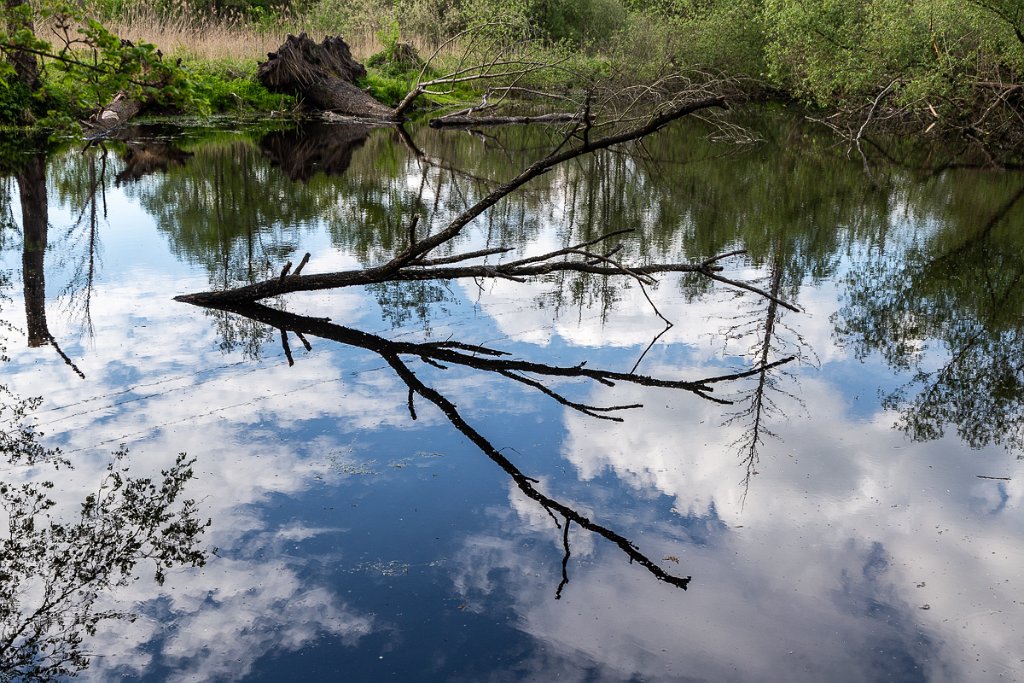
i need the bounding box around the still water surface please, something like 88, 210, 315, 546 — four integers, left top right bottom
1, 114, 1022, 681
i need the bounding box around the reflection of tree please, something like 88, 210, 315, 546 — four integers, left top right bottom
0, 287, 209, 679
114, 136, 193, 186
0, 450, 209, 680
126, 115, 878, 332
10, 152, 84, 376
17, 153, 48, 348
719, 247, 813, 496
836, 181, 1024, 454
54, 149, 111, 340
368, 279, 454, 332
190, 300, 794, 594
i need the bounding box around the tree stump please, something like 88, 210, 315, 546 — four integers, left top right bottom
258, 33, 398, 120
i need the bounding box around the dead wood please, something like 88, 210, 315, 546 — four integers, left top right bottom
257, 33, 398, 120
83, 90, 144, 137
429, 111, 582, 128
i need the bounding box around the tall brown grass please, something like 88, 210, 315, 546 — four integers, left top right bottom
99, 5, 383, 62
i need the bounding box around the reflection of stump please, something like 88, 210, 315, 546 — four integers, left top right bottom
116, 141, 193, 185
258, 33, 398, 120
260, 123, 372, 182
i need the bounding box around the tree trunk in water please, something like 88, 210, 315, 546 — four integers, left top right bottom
257, 34, 398, 120
84, 91, 144, 136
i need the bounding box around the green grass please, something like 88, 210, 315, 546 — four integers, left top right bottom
181, 59, 295, 114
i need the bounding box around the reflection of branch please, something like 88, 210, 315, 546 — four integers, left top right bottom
198, 301, 781, 413
555, 518, 572, 599
383, 343, 694, 591
0, 449, 207, 679
201, 301, 700, 591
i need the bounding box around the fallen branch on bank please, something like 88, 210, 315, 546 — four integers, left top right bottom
428, 111, 582, 128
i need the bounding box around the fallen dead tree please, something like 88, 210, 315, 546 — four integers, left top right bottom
256, 29, 576, 123
172, 78, 797, 595
257, 33, 398, 120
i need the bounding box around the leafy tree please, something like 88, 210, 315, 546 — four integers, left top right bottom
1, 1, 202, 129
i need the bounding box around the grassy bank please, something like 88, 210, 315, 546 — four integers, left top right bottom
2, 0, 1022, 154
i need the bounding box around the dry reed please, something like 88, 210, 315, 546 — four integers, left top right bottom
96, 5, 383, 62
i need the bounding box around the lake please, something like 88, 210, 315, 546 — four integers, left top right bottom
1, 111, 1022, 681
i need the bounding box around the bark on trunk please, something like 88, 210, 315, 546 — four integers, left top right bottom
258, 33, 398, 120
84, 91, 144, 136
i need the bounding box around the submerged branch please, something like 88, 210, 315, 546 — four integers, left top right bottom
175, 248, 733, 306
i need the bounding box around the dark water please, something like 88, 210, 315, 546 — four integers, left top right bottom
1, 113, 1022, 682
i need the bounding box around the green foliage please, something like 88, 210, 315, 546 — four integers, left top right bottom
0, 75, 33, 125
0, 0, 1018, 139
377, 15, 402, 54
610, 0, 765, 82
184, 59, 294, 113
0, 2, 294, 131
360, 71, 414, 106
0, 1, 204, 129
761, 0, 1014, 109
527, 0, 627, 43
